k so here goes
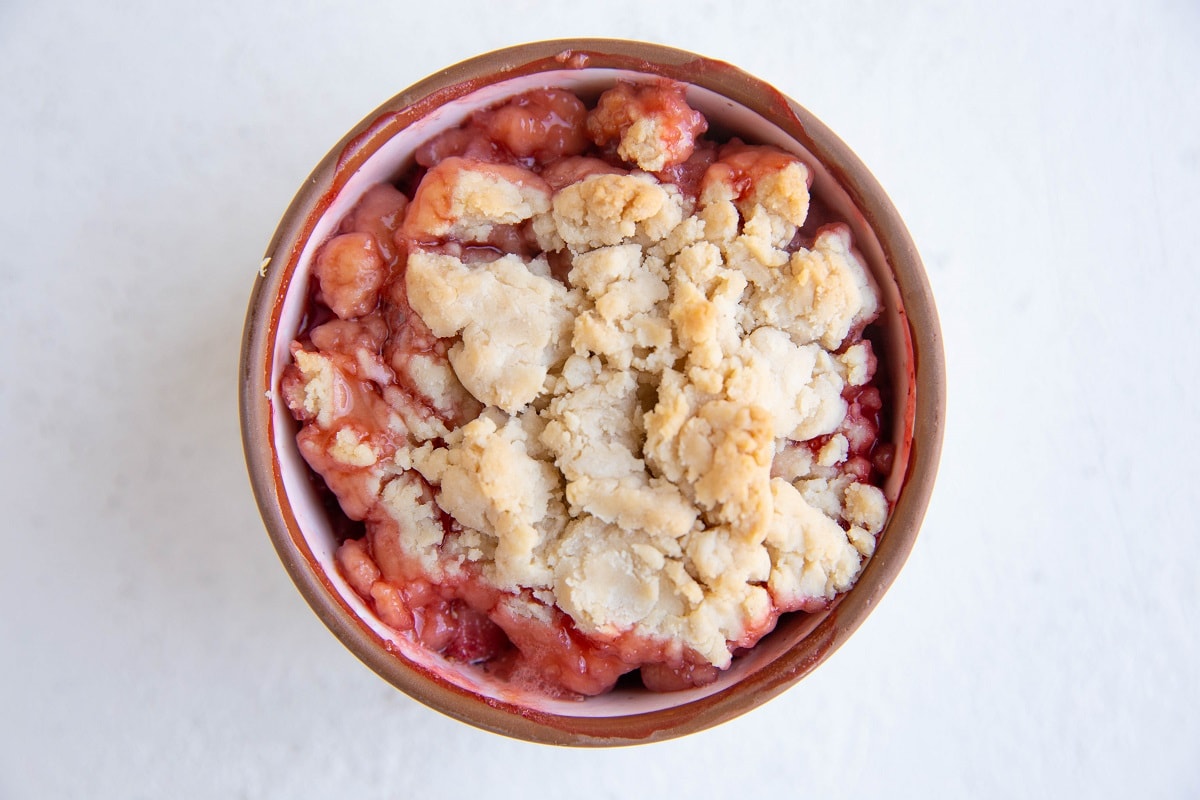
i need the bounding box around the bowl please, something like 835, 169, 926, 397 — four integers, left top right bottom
239, 38, 945, 746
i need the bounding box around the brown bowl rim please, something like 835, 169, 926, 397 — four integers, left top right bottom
239, 37, 945, 747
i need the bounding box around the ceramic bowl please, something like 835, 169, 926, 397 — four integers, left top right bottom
239, 38, 945, 746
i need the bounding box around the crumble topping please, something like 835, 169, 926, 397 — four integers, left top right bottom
405, 251, 578, 413
330, 427, 377, 467
283, 81, 892, 693
403, 157, 551, 242
377, 473, 447, 576
535, 172, 686, 251
412, 411, 563, 591
585, 81, 707, 172
843, 481, 888, 535
289, 350, 341, 427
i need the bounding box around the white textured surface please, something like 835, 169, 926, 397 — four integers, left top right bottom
2, 1, 1197, 797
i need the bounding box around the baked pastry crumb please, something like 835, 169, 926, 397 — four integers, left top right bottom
283, 81, 891, 694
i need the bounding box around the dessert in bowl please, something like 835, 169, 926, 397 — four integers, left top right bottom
240, 39, 944, 745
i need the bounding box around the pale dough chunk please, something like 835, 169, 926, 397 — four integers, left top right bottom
843, 482, 888, 535
642, 369, 700, 487
724, 208, 792, 296
377, 473, 447, 576
682, 521, 775, 665
742, 160, 811, 236
552, 516, 690, 639
540, 358, 698, 539
567, 244, 676, 372
585, 82, 706, 173
566, 474, 698, 540
405, 157, 551, 242
616, 117, 673, 172
839, 342, 872, 387
685, 581, 773, 668
401, 353, 479, 419
644, 371, 775, 542
794, 473, 855, 522
771, 443, 814, 483
668, 241, 747, 378
792, 349, 848, 440
816, 434, 849, 467
684, 525, 771, 588
447, 168, 549, 240
847, 526, 876, 557
552, 516, 767, 666
726, 327, 823, 439
405, 251, 578, 413
648, 214, 705, 259
386, 388, 453, 444
536, 173, 685, 252
757, 225, 879, 350
290, 349, 349, 429
698, 147, 810, 248
412, 411, 563, 590
330, 427, 377, 467
540, 357, 644, 482
688, 401, 775, 537
765, 479, 867, 608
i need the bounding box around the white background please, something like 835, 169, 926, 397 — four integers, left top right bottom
2, 1, 1197, 797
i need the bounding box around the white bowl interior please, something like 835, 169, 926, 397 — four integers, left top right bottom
269, 68, 909, 717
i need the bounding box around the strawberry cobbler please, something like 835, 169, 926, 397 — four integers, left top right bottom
281, 80, 892, 697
